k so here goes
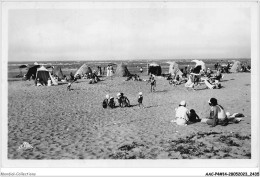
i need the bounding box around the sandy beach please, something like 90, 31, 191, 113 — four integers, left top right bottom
8, 72, 251, 159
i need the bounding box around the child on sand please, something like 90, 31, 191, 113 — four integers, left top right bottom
138, 92, 144, 108
47, 78, 52, 86
117, 93, 123, 107
189, 109, 201, 123
102, 94, 110, 108
120, 93, 130, 107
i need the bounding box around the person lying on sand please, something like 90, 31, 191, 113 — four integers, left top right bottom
201, 98, 229, 127
172, 100, 190, 126
203, 78, 222, 89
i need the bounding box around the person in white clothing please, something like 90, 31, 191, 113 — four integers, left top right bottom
173, 100, 190, 126
47, 78, 52, 86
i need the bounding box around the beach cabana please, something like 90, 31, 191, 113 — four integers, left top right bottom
74, 64, 92, 77
191, 60, 206, 73
25, 65, 41, 80
148, 63, 162, 76
115, 63, 131, 77
36, 66, 58, 85
229, 61, 242, 73
53, 66, 64, 80
167, 61, 183, 77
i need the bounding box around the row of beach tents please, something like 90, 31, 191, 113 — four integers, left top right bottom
20, 60, 244, 84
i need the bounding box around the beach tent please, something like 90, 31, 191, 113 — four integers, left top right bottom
229, 61, 242, 73
36, 66, 58, 85
191, 60, 206, 72
52, 66, 64, 80
115, 63, 131, 77
148, 63, 162, 76
19, 64, 28, 69
74, 64, 92, 77
25, 65, 40, 80
167, 61, 183, 77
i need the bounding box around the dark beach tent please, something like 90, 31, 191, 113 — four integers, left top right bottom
192, 65, 202, 74
229, 61, 242, 73
53, 66, 64, 80
36, 66, 58, 85
115, 63, 131, 77
25, 65, 40, 80
74, 64, 92, 77
191, 60, 206, 73
148, 63, 162, 76
167, 62, 183, 77
19, 64, 28, 69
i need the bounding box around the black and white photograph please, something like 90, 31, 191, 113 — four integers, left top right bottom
1, 1, 259, 176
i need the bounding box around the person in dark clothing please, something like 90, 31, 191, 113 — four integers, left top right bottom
108, 97, 116, 108
182, 67, 188, 78
189, 109, 201, 123
138, 92, 144, 108
117, 93, 130, 107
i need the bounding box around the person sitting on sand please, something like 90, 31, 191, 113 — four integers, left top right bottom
108, 97, 116, 108
185, 75, 195, 91
203, 78, 222, 89
138, 92, 144, 108
119, 93, 130, 107
189, 109, 201, 123
182, 67, 188, 78
206, 68, 212, 78
215, 68, 222, 81
36, 78, 43, 86
102, 94, 110, 108
201, 98, 229, 127
173, 101, 190, 126
117, 93, 123, 107
67, 82, 72, 91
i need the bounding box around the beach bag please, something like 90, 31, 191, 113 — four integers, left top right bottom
102, 99, 108, 108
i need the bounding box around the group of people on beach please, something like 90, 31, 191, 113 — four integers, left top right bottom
173, 98, 243, 127
103, 92, 144, 109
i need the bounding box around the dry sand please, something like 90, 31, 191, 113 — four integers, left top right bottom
8, 72, 251, 159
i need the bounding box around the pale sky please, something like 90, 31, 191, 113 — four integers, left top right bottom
8, 8, 250, 61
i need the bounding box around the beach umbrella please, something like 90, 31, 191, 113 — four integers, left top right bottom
191, 60, 206, 71
19, 64, 28, 69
